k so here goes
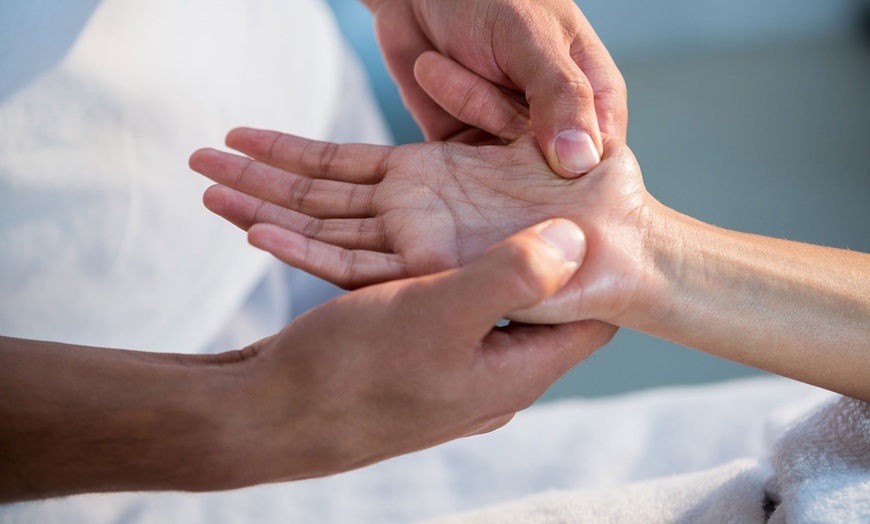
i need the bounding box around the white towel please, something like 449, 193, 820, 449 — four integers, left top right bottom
424, 393, 870, 524
423, 459, 769, 523
767, 396, 870, 523
2, 377, 842, 524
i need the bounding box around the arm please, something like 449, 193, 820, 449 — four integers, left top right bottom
358, 0, 627, 177
0, 337, 231, 501
632, 208, 870, 402
0, 220, 612, 502
189, 59, 870, 401
411, 55, 870, 399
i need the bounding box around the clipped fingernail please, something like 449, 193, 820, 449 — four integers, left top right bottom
539, 219, 584, 264
555, 130, 600, 175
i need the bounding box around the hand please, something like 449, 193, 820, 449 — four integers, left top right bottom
189, 122, 652, 325
360, 0, 627, 177
0, 221, 616, 501
215, 220, 615, 486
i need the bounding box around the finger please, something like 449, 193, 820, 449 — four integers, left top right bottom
248, 223, 407, 289
203, 185, 389, 252
414, 51, 530, 143
371, 3, 467, 141
480, 319, 617, 411
495, 16, 610, 178
191, 148, 376, 219
570, 38, 629, 141
391, 218, 599, 414
414, 218, 586, 341
224, 128, 392, 184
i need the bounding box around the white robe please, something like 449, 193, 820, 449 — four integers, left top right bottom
0, 0, 388, 355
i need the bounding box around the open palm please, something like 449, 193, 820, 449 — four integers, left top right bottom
191, 130, 649, 324
189, 57, 653, 324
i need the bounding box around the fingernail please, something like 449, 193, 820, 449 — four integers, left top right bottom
539, 219, 584, 264
555, 130, 600, 175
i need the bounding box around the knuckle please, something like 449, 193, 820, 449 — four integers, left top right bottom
528, 69, 595, 112
549, 73, 594, 103
317, 142, 340, 176
235, 157, 256, 188
301, 216, 324, 238
455, 78, 484, 122
301, 140, 339, 175
595, 82, 630, 135
248, 199, 268, 230
336, 249, 359, 290
286, 175, 313, 209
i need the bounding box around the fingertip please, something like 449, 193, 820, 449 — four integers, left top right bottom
526, 67, 603, 176
226, 127, 278, 156
225, 127, 253, 148
536, 218, 586, 269
247, 223, 285, 250
188, 147, 217, 172
480, 219, 586, 309
412, 50, 441, 80
248, 224, 303, 262
203, 186, 271, 234
490, 219, 586, 325
201, 183, 223, 212
551, 130, 601, 177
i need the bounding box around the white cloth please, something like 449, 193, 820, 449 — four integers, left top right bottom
0, 0, 388, 354
425, 459, 771, 523
4, 376, 859, 524
425, 387, 870, 524
767, 395, 870, 523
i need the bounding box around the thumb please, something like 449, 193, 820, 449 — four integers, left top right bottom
421, 219, 586, 338
524, 61, 602, 179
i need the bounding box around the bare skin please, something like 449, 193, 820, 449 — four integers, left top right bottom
0, 0, 633, 503
191, 56, 870, 402
360, 0, 627, 176
0, 221, 613, 502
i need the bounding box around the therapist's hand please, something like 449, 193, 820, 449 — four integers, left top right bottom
214, 220, 614, 487
0, 221, 613, 502
359, 0, 627, 177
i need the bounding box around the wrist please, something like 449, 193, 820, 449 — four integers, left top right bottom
176, 346, 290, 491
195, 340, 350, 489
614, 200, 707, 335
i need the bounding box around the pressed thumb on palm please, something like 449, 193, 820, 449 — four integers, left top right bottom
526, 64, 603, 179
424, 219, 587, 337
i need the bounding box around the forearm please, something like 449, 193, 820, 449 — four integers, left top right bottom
0, 336, 244, 502
630, 204, 870, 401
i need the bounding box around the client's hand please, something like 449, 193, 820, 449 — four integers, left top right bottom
214, 220, 613, 487
190, 100, 651, 325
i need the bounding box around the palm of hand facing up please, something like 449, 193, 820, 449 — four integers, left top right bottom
190, 127, 651, 325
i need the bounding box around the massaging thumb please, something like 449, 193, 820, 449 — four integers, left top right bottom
432, 219, 586, 333
527, 71, 602, 179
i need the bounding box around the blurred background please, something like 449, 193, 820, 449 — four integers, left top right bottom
324, 0, 870, 400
